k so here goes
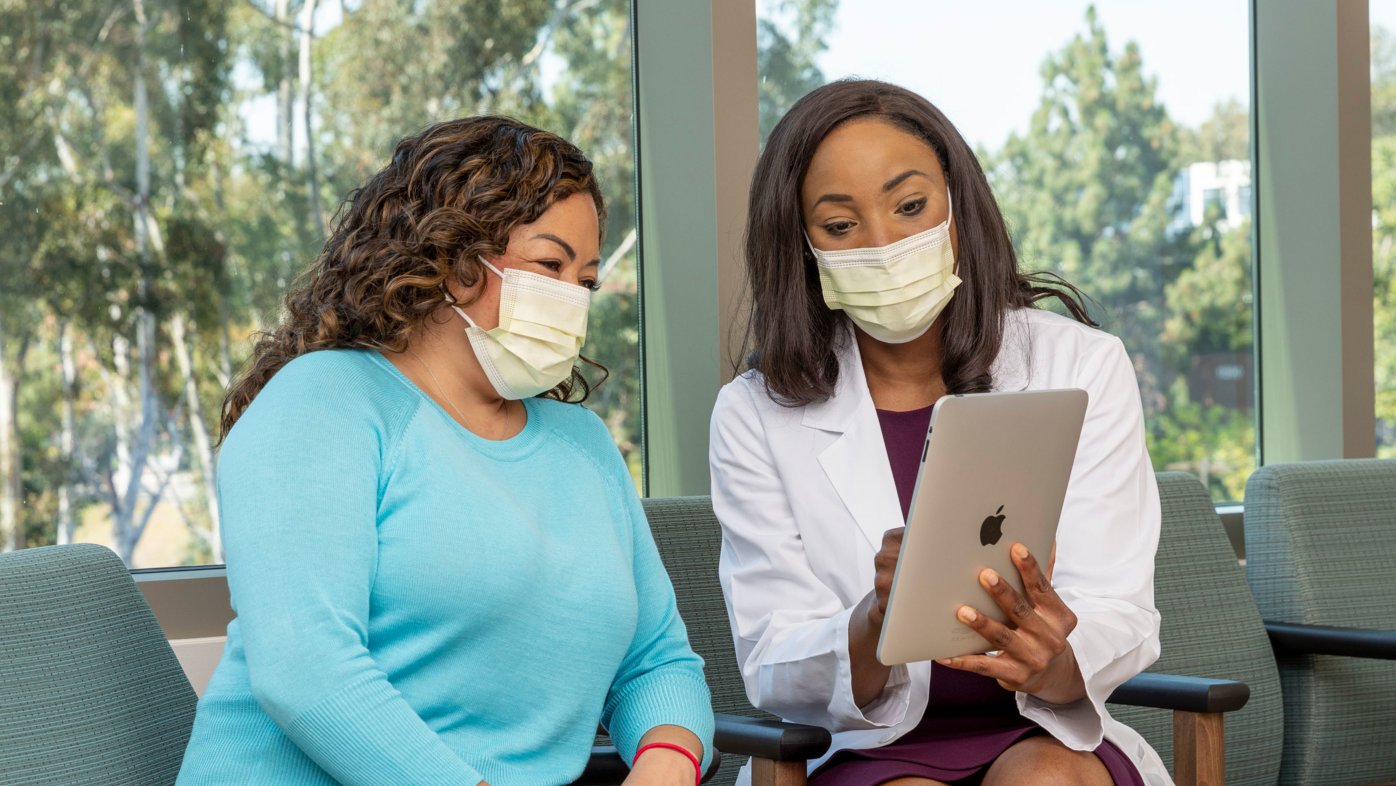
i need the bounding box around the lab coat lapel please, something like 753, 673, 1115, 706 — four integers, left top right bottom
805, 336, 906, 550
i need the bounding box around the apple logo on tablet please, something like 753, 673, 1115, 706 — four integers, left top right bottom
980, 506, 1006, 546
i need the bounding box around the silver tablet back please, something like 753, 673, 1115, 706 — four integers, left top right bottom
877, 388, 1088, 666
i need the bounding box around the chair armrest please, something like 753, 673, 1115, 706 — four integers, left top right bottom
1266, 621, 1396, 660
714, 712, 832, 762
1107, 672, 1250, 714
574, 744, 722, 785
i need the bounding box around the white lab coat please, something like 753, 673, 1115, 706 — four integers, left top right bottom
709, 307, 1172, 786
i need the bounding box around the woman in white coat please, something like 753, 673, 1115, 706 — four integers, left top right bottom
709, 80, 1168, 786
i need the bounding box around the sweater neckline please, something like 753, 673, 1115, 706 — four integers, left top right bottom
366, 350, 546, 460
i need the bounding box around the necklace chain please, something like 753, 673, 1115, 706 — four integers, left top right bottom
406, 346, 473, 427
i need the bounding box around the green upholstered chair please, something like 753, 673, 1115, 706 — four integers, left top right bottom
643, 496, 831, 786
1106, 472, 1283, 786
1244, 459, 1396, 786
644, 488, 1254, 786
0, 544, 198, 786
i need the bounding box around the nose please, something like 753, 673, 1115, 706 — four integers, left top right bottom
862, 216, 910, 249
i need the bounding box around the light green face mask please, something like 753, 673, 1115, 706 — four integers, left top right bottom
450, 258, 591, 399
808, 187, 961, 344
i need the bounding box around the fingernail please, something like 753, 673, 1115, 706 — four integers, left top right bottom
958, 606, 978, 623
1013, 543, 1028, 560
983, 569, 1000, 587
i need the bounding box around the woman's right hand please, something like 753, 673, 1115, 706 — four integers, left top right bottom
849, 526, 904, 707
868, 527, 905, 627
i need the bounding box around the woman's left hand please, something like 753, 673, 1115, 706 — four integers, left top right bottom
937, 543, 1087, 705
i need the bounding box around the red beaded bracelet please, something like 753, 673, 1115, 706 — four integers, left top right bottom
633, 741, 701, 786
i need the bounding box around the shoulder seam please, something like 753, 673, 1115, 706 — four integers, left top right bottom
546, 418, 638, 544
380, 395, 423, 486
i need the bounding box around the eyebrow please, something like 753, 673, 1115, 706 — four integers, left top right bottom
883, 169, 931, 192
812, 192, 853, 208
533, 233, 576, 261
811, 170, 933, 209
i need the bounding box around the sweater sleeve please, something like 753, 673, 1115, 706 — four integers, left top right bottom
217, 354, 486, 786
592, 425, 715, 770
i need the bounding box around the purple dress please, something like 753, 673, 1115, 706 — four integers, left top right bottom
807, 405, 1145, 786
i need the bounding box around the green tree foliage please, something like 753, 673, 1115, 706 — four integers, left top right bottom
1163, 217, 1253, 362
1374, 26, 1396, 139
1177, 97, 1249, 166
5, 0, 842, 564
993, 8, 1189, 373
1372, 72, 1396, 455
757, 0, 837, 141
988, 7, 1254, 499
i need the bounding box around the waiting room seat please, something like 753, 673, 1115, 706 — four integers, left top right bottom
0, 544, 198, 786
0, 543, 712, 786
1245, 459, 1396, 786
1107, 472, 1283, 786
645, 485, 1253, 786
644, 496, 831, 786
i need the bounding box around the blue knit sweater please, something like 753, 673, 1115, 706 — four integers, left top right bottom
176, 350, 713, 785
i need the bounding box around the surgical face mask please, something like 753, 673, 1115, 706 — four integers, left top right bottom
807, 188, 961, 344
449, 258, 591, 400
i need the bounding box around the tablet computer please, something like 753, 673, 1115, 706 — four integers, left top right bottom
876, 388, 1088, 666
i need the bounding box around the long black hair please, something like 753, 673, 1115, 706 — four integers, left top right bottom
741, 79, 1094, 405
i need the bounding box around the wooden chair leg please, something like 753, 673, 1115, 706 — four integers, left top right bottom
1173, 710, 1225, 786
750, 757, 807, 786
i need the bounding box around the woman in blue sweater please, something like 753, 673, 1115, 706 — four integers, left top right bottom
176, 117, 713, 786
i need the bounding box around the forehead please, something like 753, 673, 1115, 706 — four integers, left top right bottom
803, 118, 944, 198
512, 193, 600, 242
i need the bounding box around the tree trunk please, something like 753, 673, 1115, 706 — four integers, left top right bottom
300, 0, 325, 241
0, 321, 26, 552
56, 321, 78, 545
112, 0, 165, 565
276, 0, 295, 166
170, 313, 221, 560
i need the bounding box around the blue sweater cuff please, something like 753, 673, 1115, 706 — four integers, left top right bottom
283, 672, 486, 785
604, 670, 716, 771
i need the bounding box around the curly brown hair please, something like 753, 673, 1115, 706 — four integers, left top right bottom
220, 116, 607, 440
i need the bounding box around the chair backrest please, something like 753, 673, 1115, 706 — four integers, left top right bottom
646, 479, 1286, 786
1103, 473, 1283, 786
643, 496, 771, 786
1244, 458, 1396, 785
0, 544, 198, 786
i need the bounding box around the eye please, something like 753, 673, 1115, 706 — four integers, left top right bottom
897, 197, 927, 217
582, 279, 601, 292
532, 259, 563, 273
821, 221, 854, 237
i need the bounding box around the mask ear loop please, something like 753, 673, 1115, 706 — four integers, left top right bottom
443, 255, 508, 330
477, 255, 506, 279
442, 287, 480, 330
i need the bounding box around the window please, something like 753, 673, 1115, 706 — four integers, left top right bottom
0, 1, 641, 567
756, 0, 1255, 500
1374, 3, 1396, 458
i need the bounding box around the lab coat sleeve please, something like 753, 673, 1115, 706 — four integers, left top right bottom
1017, 336, 1163, 749
709, 378, 912, 732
